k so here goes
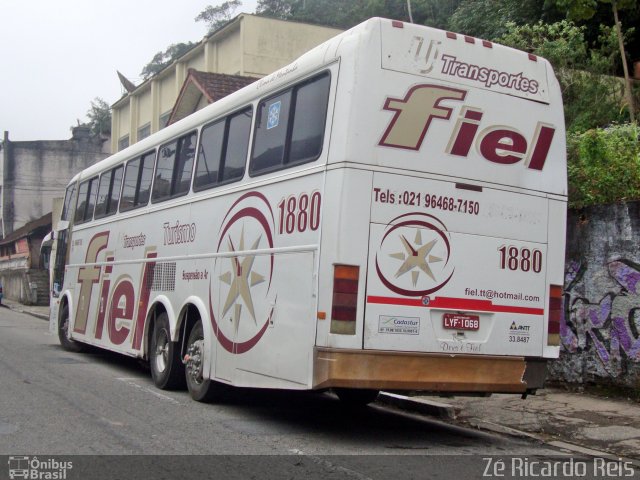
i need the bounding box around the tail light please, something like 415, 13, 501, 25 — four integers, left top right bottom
330, 265, 359, 335
547, 285, 563, 346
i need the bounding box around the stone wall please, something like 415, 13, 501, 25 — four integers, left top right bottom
1, 127, 108, 235
549, 201, 640, 389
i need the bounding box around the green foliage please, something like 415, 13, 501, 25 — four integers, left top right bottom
567, 124, 640, 207
449, 0, 545, 39
86, 98, 111, 137
550, 0, 636, 21
140, 42, 196, 80
196, 0, 243, 33
256, 0, 463, 30
496, 21, 629, 131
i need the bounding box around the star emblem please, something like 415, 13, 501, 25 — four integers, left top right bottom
219, 225, 265, 333
389, 229, 442, 287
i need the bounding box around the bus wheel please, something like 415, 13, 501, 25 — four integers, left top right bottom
334, 388, 379, 407
58, 305, 84, 353
184, 319, 226, 402
150, 312, 185, 390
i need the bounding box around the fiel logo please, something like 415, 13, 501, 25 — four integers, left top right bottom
379, 84, 555, 171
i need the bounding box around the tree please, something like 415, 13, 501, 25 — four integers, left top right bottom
496, 20, 629, 131
140, 42, 196, 80
551, 0, 637, 122
448, 0, 549, 39
86, 98, 111, 137
255, 0, 462, 29
196, 0, 243, 33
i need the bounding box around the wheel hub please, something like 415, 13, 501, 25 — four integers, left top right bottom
185, 339, 204, 385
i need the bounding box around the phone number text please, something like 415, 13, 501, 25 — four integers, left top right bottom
373, 188, 480, 215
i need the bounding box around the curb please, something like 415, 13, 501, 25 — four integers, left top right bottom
380, 393, 640, 466
1, 302, 49, 321
377, 392, 457, 420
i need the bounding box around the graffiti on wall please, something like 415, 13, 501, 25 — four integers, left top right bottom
562, 259, 640, 378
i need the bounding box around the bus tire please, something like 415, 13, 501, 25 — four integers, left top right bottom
334, 388, 379, 407
184, 319, 226, 402
150, 312, 185, 390
58, 305, 84, 353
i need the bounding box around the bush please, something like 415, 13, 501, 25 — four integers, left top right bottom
567, 123, 640, 208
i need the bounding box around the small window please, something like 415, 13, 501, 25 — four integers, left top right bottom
118, 135, 129, 151
194, 107, 252, 191
159, 111, 171, 129
138, 123, 151, 141
95, 165, 124, 219
152, 132, 197, 202
74, 177, 98, 224
120, 151, 155, 212
250, 72, 330, 176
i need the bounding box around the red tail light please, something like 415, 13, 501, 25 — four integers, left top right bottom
548, 285, 562, 346
330, 265, 359, 335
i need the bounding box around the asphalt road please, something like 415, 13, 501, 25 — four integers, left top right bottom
0, 306, 585, 479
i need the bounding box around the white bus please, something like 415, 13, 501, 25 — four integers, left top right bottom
50, 18, 566, 405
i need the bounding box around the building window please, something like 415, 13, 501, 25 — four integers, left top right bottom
138, 123, 151, 141
118, 135, 130, 151
159, 111, 172, 129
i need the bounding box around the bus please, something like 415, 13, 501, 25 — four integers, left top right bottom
50, 17, 566, 405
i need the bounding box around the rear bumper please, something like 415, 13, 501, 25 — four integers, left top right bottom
313, 347, 547, 393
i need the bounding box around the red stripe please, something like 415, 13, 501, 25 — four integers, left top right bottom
366, 295, 544, 316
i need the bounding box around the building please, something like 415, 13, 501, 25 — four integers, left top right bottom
0, 127, 108, 237
0, 212, 52, 305
111, 14, 342, 152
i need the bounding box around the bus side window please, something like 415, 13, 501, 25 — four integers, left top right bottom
96, 165, 124, 218
250, 72, 330, 176
194, 107, 252, 191
153, 131, 197, 202
61, 183, 77, 221
121, 158, 141, 211
289, 74, 330, 164
94, 171, 112, 218
74, 177, 98, 224
251, 91, 292, 173
137, 152, 154, 206
120, 152, 154, 212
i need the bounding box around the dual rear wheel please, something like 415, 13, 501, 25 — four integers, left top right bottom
149, 315, 224, 402
149, 315, 378, 406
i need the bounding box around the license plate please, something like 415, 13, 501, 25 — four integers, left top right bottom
443, 313, 480, 331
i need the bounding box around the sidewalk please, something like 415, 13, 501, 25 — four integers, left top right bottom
4, 299, 639, 460
1, 297, 49, 320
383, 388, 640, 461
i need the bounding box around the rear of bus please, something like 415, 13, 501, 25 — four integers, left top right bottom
314, 19, 566, 395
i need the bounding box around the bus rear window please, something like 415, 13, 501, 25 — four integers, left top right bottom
250, 72, 330, 176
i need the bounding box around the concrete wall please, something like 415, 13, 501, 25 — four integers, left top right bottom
0, 128, 108, 235
549, 201, 640, 389
0, 268, 49, 305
